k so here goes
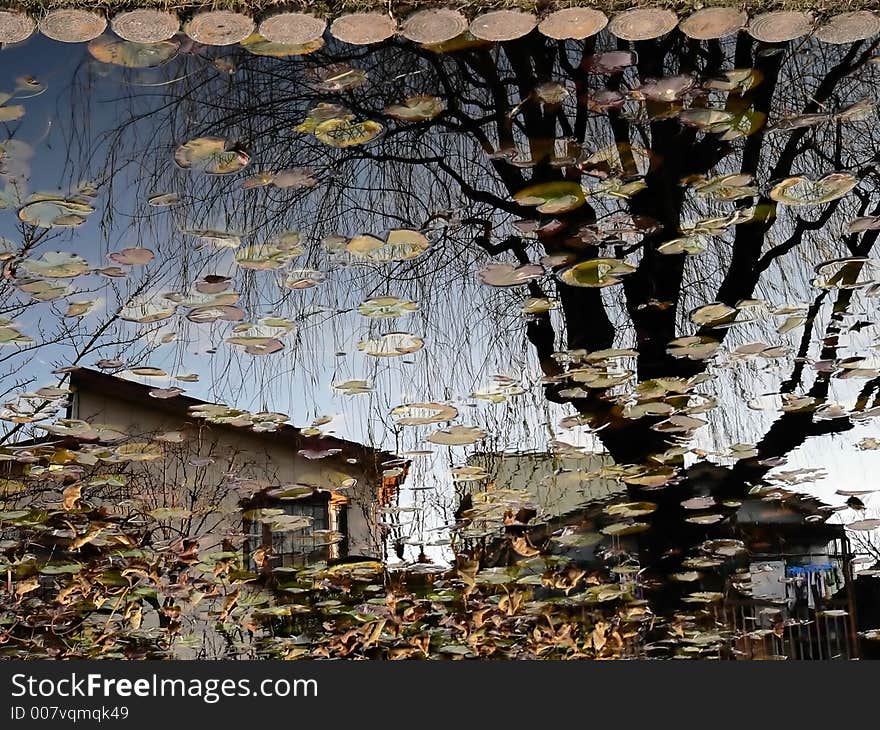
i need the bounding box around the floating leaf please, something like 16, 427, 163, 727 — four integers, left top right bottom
241, 168, 317, 190
186, 305, 245, 324
346, 230, 429, 262
768, 113, 830, 132
557, 258, 635, 287
385, 95, 446, 122
235, 243, 299, 270
426, 424, 486, 446
19, 251, 88, 278
295, 103, 352, 134
847, 519, 880, 531
477, 262, 544, 287
690, 302, 737, 327
705, 68, 762, 94
333, 379, 373, 395
357, 332, 424, 357
769, 173, 857, 206
309, 64, 367, 92
357, 296, 419, 318
108, 247, 154, 266
813, 257, 878, 290
18, 194, 95, 228
0, 104, 25, 122
181, 228, 243, 248
583, 51, 636, 74
113, 442, 164, 462
658, 236, 709, 255
88, 35, 179, 67
240, 32, 323, 57
604, 502, 657, 518
149, 506, 193, 520
690, 173, 757, 201
666, 336, 720, 360
587, 177, 647, 199
283, 269, 327, 289
0, 322, 32, 345
120, 299, 176, 323
634, 75, 696, 103
174, 137, 250, 175
226, 335, 284, 356
521, 297, 558, 314
64, 300, 97, 317
313, 118, 383, 148
18, 279, 72, 301
514, 181, 585, 214
392, 402, 458, 426
601, 522, 649, 536
148, 192, 179, 207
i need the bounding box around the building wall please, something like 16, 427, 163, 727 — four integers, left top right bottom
467, 451, 624, 521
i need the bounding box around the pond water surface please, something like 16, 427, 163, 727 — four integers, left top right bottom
1, 23, 880, 659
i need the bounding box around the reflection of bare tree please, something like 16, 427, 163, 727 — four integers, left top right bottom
5, 27, 880, 660
57, 31, 880, 569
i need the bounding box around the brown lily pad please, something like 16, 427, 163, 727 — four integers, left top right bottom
401, 8, 468, 44
184, 11, 255, 46
0, 10, 35, 43
39, 9, 106, 43
258, 12, 327, 45
748, 11, 813, 43
110, 9, 179, 43
330, 12, 396, 44
608, 8, 678, 41
538, 8, 608, 40
815, 11, 880, 44
470, 10, 538, 42
680, 8, 747, 40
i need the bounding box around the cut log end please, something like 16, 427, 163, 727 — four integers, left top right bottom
184, 11, 255, 46
401, 8, 468, 45
609, 8, 679, 41
815, 11, 880, 44
538, 8, 608, 41
680, 8, 748, 40
470, 9, 538, 42
258, 12, 327, 45
330, 12, 397, 45
111, 10, 180, 44
0, 10, 35, 44
39, 9, 106, 43
748, 11, 814, 43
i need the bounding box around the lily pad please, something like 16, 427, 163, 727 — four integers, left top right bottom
513, 181, 585, 214
426, 425, 487, 446
385, 95, 446, 122
174, 137, 250, 175
769, 173, 857, 206
557, 258, 636, 287
357, 296, 419, 318
346, 230, 429, 262
314, 119, 383, 148
19, 251, 88, 278
88, 35, 179, 68
477, 262, 544, 287
357, 333, 424, 357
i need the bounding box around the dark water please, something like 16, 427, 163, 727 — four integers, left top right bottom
1, 26, 880, 659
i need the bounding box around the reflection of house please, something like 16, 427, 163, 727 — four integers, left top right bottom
466, 450, 624, 520
67, 368, 403, 565
719, 494, 858, 660
463, 453, 861, 659
459, 450, 625, 566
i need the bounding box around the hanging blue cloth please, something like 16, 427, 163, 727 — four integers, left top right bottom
786, 564, 833, 576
